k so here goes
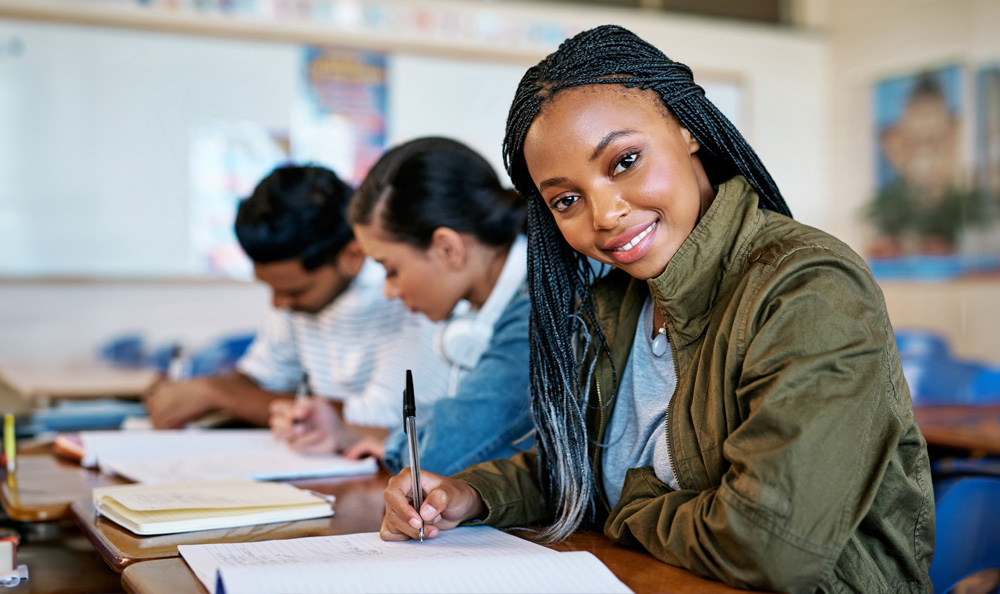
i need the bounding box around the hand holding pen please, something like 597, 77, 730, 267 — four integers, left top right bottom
378, 370, 487, 542
403, 370, 424, 541
269, 372, 341, 454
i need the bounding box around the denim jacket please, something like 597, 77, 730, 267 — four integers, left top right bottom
383, 281, 534, 476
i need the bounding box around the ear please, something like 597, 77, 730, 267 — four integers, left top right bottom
680, 126, 701, 155
335, 240, 366, 277
430, 227, 467, 269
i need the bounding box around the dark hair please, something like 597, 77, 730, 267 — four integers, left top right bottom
348, 137, 525, 248
234, 165, 354, 270
502, 24, 793, 543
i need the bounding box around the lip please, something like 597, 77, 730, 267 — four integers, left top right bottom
602, 221, 656, 251
602, 221, 657, 265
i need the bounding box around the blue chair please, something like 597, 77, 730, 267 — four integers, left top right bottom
147, 342, 183, 375
896, 329, 1000, 407
896, 329, 951, 360
187, 332, 255, 377
930, 476, 1000, 594
98, 333, 146, 368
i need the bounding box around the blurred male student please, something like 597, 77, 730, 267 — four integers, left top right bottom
145, 165, 452, 430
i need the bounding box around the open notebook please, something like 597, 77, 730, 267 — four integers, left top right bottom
93, 478, 334, 535
179, 526, 633, 594
62, 429, 376, 483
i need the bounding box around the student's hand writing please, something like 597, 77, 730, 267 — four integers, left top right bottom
269, 397, 341, 454
145, 377, 220, 429
380, 469, 485, 541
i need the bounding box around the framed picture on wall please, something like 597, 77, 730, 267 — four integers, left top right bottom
866, 64, 1000, 280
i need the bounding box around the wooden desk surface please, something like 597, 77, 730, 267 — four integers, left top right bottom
0, 360, 157, 402
914, 404, 1000, 455
121, 530, 753, 594
0, 452, 122, 522
73, 469, 389, 572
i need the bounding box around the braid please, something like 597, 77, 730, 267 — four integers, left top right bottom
505, 24, 791, 543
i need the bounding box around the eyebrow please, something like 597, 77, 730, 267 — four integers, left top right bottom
590, 129, 639, 161
537, 129, 640, 193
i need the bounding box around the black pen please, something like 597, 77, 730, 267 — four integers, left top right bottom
293, 371, 310, 428
403, 369, 424, 541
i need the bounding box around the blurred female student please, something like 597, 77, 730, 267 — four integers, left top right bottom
380, 25, 934, 594
270, 137, 534, 477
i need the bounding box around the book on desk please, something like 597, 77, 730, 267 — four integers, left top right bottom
93, 477, 334, 535
178, 525, 633, 594
54, 428, 377, 483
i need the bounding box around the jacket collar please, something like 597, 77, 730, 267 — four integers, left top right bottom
645, 176, 764, 346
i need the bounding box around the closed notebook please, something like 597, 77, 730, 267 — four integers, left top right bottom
92, 478, 333, 536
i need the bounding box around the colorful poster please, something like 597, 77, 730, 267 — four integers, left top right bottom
291, 47, 387, 185
976, 64, 1000, 209
189, 122, 289, 279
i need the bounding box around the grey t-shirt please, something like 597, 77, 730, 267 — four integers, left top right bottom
602, 296, 681, 508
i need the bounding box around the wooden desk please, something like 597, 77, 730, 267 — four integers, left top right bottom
914, 404, 1000, 455
120, 529, 753, 594
72, 470, 389, 572
1, 452, 123, 522
0, 360, 157, 405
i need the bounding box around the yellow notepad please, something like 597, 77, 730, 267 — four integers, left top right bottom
92, 478, 333, 536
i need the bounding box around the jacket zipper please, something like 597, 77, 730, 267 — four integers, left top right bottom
664, 324, 684, 491
594, 361, 610, 514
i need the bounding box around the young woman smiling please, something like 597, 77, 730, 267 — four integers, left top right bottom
379, 25, 934, 594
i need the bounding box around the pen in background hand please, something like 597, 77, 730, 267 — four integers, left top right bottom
165, 345, 187, 382
403, 369, 424, 541
293, 372, 311, 428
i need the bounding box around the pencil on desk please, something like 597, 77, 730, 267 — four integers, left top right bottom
3, 413, 15, 474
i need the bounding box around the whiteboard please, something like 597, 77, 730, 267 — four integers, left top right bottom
0, 19, 300, 277
0, 19, 745, 278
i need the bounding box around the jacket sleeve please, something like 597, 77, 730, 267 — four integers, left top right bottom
605, 247, 908, 593
451, 450, 549, 528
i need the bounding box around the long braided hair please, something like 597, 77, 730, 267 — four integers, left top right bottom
505, 24, 793, 543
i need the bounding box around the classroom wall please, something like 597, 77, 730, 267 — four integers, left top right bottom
0, 281, 269, 361
826, 0, 1000, 363
0, 1, 830, 362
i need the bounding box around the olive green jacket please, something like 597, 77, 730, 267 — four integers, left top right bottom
454, 177, 935, 593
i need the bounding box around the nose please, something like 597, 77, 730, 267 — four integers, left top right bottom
590, 187, 630, 231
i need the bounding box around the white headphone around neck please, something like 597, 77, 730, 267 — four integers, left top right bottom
435, 236, 527, 371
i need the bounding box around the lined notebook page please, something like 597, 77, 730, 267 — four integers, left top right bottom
217, 551, 633, 594
179, 527, 561, 592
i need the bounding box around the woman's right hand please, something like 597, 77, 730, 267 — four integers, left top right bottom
269, 396, 341, 454
381, 468, 486, 541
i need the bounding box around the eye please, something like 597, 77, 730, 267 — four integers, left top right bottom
549, 194, 579, 213
612, 151, 638, 176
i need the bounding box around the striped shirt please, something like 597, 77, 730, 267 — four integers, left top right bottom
237, 259, 453, 428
